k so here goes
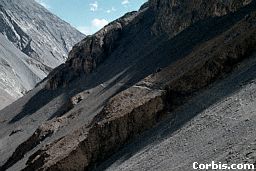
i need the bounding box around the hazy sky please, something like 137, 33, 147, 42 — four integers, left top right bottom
35, 0, 147, 35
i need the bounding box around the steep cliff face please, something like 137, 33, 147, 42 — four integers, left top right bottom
1, 0, 256, 171
0, 0, 84, 109
150, 0, 253, 36
46, 11, 141, 89
46, 0, 254, 90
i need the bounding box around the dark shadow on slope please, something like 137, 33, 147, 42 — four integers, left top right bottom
93, 54, 256, 171
97, 0, 256, 96
3, 2, 256, 170
9, 0, 256, 124
8, 88, 61, 123
46, 102, 73, 120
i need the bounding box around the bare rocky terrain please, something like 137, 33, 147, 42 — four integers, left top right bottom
0, 0, 256, 170
0, 0, 84, 109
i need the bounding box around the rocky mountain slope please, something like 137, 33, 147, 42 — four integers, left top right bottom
0, 0, 256, 170
0, 0, 84, 109
0, 34, 42, 110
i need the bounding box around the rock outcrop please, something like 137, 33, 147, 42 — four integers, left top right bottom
150, 0, 253, 36
1, 0, 256, 171
46, 0, 255, 90
46, 11, 139, 89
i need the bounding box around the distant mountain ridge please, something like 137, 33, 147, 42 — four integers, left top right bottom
0, 0, 84, 109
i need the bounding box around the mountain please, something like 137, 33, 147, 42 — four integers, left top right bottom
0, 0, 84, 109
0, 34, 42, 109
1, 0, 256, 170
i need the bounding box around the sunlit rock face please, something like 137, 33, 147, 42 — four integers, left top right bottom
0, 0, 84, 109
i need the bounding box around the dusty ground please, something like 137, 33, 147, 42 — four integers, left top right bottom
96, 55, 256, 171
